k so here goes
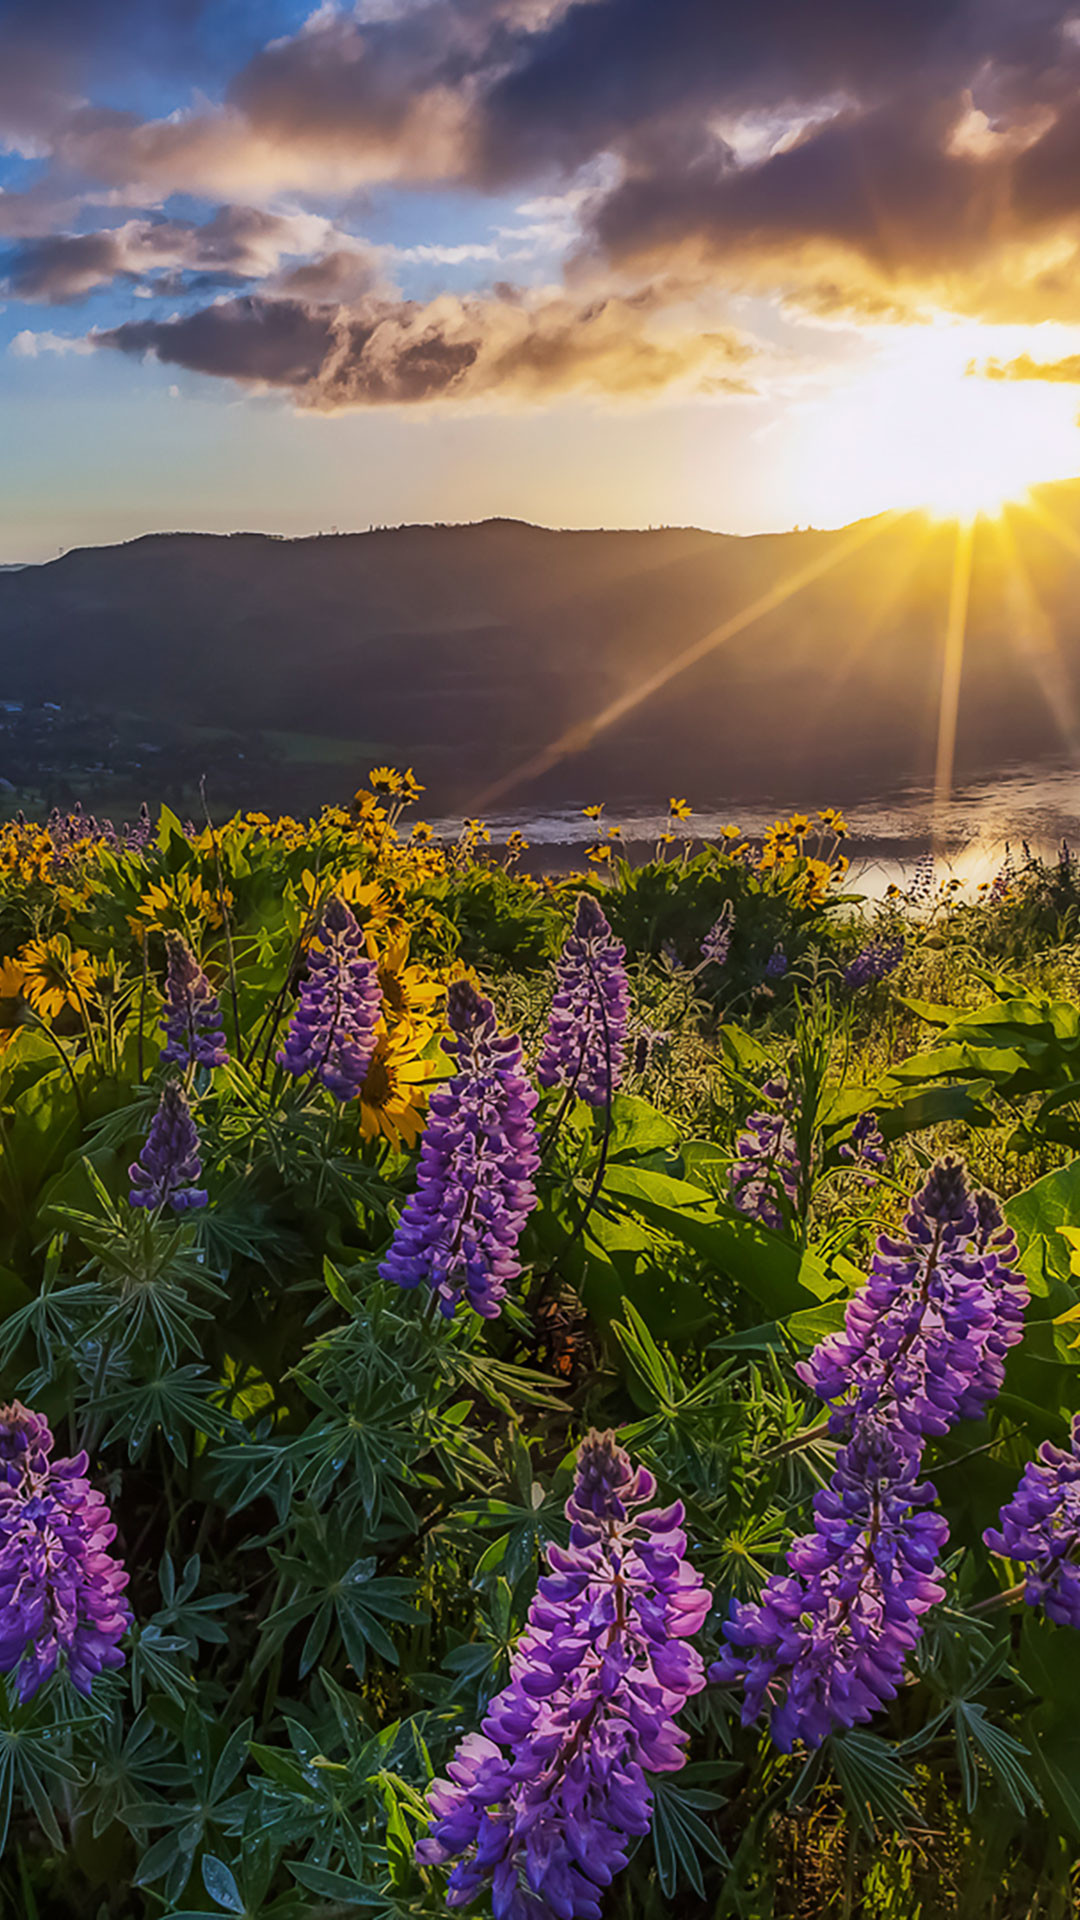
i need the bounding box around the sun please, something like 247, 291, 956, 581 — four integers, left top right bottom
785, 322, 1080, 527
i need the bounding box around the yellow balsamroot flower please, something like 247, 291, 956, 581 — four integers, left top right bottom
297, 870, 390, 931
0, 956, 26, 1050
358, 1024, 445, 1151
135, 871, 233, 935
668, 797, 693, 821
368, 766, 405, 797
372, 933, 445, 1029
410, 822, 434, 845
18, 935, 96, 1020
582, 803, 605, 820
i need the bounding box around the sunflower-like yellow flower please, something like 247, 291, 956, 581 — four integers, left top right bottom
582, 803, 605, 820
668, 796, 693, 821
134, 871, 233, 935
368, 766, 405, 797
297, 869, 391, 930
357, 1023, 446, 1151
17, 935, 96, 1020
372, 932, 445, 1030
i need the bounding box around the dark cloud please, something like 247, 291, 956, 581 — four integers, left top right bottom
2, 205, 370, 303
96, 286, 755, 406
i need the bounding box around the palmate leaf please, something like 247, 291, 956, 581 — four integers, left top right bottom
648, 1774, 730, 1898
99, 1363, 227, 1461
262, 1513, 425, 1678
825, 1729, 917, 1838
953, 1700, 1041, 1816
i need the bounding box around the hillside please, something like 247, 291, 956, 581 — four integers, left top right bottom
3, 498, 1080, 812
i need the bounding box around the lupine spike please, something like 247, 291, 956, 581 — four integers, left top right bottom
129, 1080, 208, 1213
276, 894, 383, 1101
797, 1157, 1028, 1440
844, 937, 904, 990
728, 1077, 800, 1229
0, 1402, 130, 1701
536, 894, 630, 1108
714, 1158, 1027, 1749
380, 980, 539, 1318
417, 1431, 711, 1919
985, 1415, 1080, 1626
711, 1418, 947, 1751
701, 900, 734, 967
160, 934, 228, 1069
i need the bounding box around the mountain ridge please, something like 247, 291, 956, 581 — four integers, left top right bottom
3, 498, 1080, 812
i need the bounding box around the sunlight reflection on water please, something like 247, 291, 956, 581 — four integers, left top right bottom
432, 763, 1080, 899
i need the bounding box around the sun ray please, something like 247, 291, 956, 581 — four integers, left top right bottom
932, 517, 975, 851
473, 512, 897, 810
989, 505, 1080, 763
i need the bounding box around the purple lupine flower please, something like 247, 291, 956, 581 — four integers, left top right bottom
129, 1080, 208, 1213
537, 894, 630, 1108
160, 935, 228, 1069
276, 894, 382, 1101
987, 846, 1014, 904
381, 981, 539, 1319
797, 1159, 1027, 1443
765, 948, 788, 979
0, 1401, 130, 1701
838, 1110, 888, 1185
843, 937, 904, 990
701, 900, 735, 968
711, 1416, 947, 1751
729, 1078, 801, 1230
985, 1416, 1080, 1627
417, 1431, 710, 1918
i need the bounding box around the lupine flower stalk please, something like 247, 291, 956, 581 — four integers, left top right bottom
711, 1417, 947, 1750
276, 895, 382, 1101
700, 900, 734, 968
985, 1416, 1080, 1627
729, 1079, 801, 1230
843, 937, 904, 990
417, 1431, 711, 1919
129, 1080, 208, 1212
838, 1110, 888, 1184
537, 895, 630, 1108
0, 1402, 130, 1700
797, 1160, 1027, 1441
160, 935, 228, 1068
381, 980, 539, 1318
714, 1159, 1027, 1749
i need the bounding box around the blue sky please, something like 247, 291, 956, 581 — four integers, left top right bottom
5, 1, 1080, 559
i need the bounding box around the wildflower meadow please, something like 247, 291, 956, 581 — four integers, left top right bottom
5, 776, 1080, 1917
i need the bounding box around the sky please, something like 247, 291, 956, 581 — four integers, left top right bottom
8, 1, 1080, 558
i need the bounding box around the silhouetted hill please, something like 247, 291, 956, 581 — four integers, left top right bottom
4, 499, 1080, 812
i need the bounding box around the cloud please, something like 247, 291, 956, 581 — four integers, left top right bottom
8, 327, 94, 357
979, 352, 1080, 382
95, 284, 756, 407
1, 206, 376, 303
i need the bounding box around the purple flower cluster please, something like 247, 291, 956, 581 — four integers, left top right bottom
714, 1159, 1028, 1749
700, 900, 735, 968
838, 1111, 888, 1185
160, 936, 228, 1069
798, 1162, 1027, 1441
843, 937, 904, 990
711, 1417, 947, 1750
0, 1402, 130, 1700
417, 1431, 710, 1919
985, 1416, 1080, 1627
537, 895, 630, 1108
129, 1080, 208, 1213
765, 948, 788, 979
46, 800, 152, 857
276, 895, 382, 1101
729, 1079, 800, 1231
381, 980, 539, 1319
